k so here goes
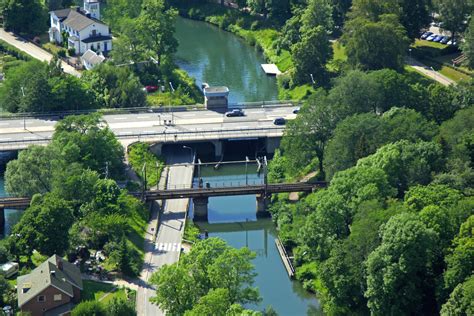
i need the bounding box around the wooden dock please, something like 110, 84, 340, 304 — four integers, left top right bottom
275, 238, 295, 278
261, 64, 281, 76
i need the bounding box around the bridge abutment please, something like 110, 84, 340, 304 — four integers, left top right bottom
256, 194, 270, 217
212, 141, 223, 160
265, 137, 281, 154
193, 197, 209, 221
149, 143, 163, 156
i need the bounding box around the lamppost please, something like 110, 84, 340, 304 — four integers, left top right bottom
20, 86, 26, 130
245, 156, 249, 186
156, 161, 160, 188
169, 82, 175, 125
430, 66, 437, 81
408, 48, 412, 61
309, 74, 315, 85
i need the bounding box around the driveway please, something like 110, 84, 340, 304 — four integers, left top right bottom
406, 57, 455, 86
0, 28, 81, 77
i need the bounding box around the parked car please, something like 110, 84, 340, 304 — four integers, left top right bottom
440, 36, 451, 44
143, 85, 159, 93
426, 34, 438, 41
293, 107, 300, 114
225, 109, 245, 117
421, 31, 433, 39
447, 39, 458, 46
273, 117, 286, 125
433, 35, 444, 42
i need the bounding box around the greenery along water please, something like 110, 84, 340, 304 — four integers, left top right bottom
192, 164, 321, 315
0, 174, 22, 238
174, 17, 279, 104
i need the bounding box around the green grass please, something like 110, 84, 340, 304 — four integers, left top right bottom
419, 58, 471, 82
412, 39, 446, 50
42, 42, 64, 55
332, 41, 347, 61
279, 83, 314, 100
128, 142, 165, 187
82, 280, 116, 301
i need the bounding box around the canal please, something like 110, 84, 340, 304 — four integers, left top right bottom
0, 173, 22, 238
174, 16, 279, 104
191, 163, 322, 315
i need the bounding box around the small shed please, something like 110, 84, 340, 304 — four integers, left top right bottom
0, 262, 19, 278
81, 49, 105, 70
203, 86, 229, 109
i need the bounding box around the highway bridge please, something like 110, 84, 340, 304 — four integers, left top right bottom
0, 105, 298, 153
0, 181, 326, 223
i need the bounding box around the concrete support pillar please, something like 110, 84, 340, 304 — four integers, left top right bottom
0, 207, 4, 233
265, 137, 281, 154
149, 143, 163, 156
256, 194, 270, 217
193, 197, 209, 221
212, 141, 223, 160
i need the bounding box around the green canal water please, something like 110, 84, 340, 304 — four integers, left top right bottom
174, 16, 279, 104
192, 164, 322, 315
0, 174, 22, 238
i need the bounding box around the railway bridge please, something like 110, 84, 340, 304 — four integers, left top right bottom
0, 181, 327, 224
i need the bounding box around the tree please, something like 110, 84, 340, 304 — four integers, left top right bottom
1, 0, 47, 35
11, 193, 74, 256
404, 184, 463, 211
135, 0, 178, 65
441, 275, 474, 316
105, 297, 136, 316
72, 300, 106, 316
150, 238, 259, 315
443, 216, 474, 294
48, 75, 97, 111
5, 145, 61, 196
398, 0, 432, 39
462, 18, 474, 68
0, 60, 50, 113
365, 213, 437, 315
53, 114, 125, 178
248, 0, 269, 19
343, 14, 409, 71
381, 107, 438, 143
184, 288, 232, 316
357, 140, 444, 196
81, 64, 146, 109
291, 26, 332, 85
301, 0, 334, 34
349, 0, 400, 21
427, 84, 460, 124
324, 113, 387, 180
281, 89, 342, 177
436, 0, 473, 40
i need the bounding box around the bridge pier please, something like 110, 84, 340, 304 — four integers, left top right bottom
212, 141, 223, 160
256, 194, 270, 217
0, 207, 4, 233
265, 137, 281, 154
149, 143, 163, 156
193, 197, 209, 221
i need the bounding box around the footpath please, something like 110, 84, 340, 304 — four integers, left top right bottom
136, 150, 194, 316
406, 57, 455, 86
0, 28, 81, 77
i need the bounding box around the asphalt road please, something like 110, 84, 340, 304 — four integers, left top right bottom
137, 149, 194, 316
0, 107, 297, 146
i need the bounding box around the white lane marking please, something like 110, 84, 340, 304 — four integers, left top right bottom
0, 138, 12, 141
156, 242, 181, 252
113, 117, 128, 120
205, 113, 217, 116
182, 114, 195, 117
137, 116, 151, 119
23, 136, 38, 140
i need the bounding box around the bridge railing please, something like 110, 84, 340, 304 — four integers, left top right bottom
0, 126, 287, 150
0, 100, 300, 120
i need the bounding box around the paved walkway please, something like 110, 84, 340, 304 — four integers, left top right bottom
406, 57, 454, 86
0, 28, 81, 77
136, 149, 194, 316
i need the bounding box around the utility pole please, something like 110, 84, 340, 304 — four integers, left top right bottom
142, 162, 147, 199
156, 161, 160, 189
20, 86, 26, 130
169, 82, 175, 125
245, 156, 249, 186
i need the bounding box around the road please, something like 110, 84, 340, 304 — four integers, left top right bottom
0, 28, 81, 77
406, 57, 455, 86
0, 107, 297, 149
137, 148, 194, 316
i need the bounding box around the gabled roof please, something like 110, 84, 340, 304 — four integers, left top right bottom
51, 8, 106, 31
81, 49, 105, 66
17, 255, 83, 308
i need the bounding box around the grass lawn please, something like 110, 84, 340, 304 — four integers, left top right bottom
82, 280, 132, 305
332, 41, 347, 61
42, 42, 64, 55
412, 39, 446, 50
419, 58, 471, 82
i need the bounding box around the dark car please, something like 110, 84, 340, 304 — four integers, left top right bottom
293, 107, 300, 114
433, 35, 444, 42
273, 117, 286, 125
144, 85, 159, 93
225, 109, 245, 117
420, 31, 433, 40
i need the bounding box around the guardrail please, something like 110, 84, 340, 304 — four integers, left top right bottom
0, 126, 287, 150
0, 100, 300, 120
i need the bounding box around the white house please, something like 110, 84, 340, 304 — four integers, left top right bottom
48, 0, 112, 56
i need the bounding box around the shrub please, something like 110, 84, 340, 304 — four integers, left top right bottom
57, 49, 66, 58
68, 48, 76, 56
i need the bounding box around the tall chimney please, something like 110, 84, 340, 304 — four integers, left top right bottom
56, 257, 63, 271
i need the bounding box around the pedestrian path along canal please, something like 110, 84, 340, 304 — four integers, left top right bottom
190, 164, 321, 315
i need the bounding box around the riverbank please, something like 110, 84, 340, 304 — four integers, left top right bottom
170, 1, 315, 101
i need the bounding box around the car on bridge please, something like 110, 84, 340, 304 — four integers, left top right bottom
225, 109, 245, 117
273, 117, 286, 125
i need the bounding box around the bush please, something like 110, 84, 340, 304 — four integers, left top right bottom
57, 49, 66, 58
277, 73, 291, 89
68, 48, 76, 56
72, 301, 105, 316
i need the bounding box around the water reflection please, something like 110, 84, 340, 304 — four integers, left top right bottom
175, 16, 279, 104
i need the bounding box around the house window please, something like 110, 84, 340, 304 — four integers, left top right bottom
37, 295, 46, 302
92, 29, 97, 37
54, 294, 62, 301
